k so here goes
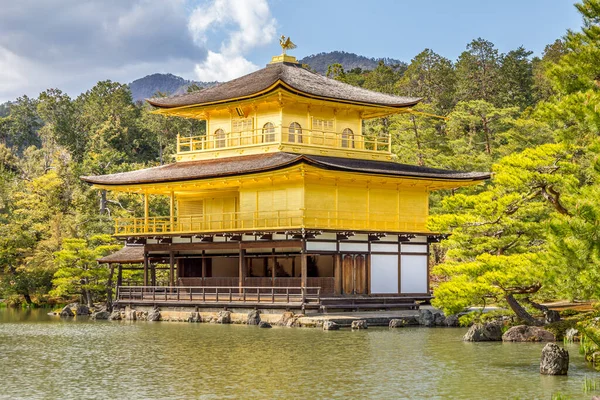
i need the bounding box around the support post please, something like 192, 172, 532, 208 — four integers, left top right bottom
201, 250, 206, 285
334, 254, 342, 295
169, 251, 175, 287
151, 262, 156, 286
271, 249, 276, 286
143, 193, 149, 232
169, 191, 175, 232
239, 247, 246, 294
301, 241, 307, 303
117, 264, 123, 288
143, 252, 149, 286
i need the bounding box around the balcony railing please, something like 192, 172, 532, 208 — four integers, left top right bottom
176, 126, 391, 154
114, 209, 427, 236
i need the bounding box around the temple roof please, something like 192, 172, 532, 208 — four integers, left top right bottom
81, 153, 491, 186
147, 62, 420, 109
97, 246, 144, 264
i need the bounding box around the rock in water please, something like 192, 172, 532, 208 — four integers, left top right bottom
540, 343, 569, 375
434, 312, 446, 326
565, 328, 580, 342
147, 306, 161, 322
502, 325, 555, 342
59, 305, 74, 317
108, 310, 122, 321
418, 309, 435, 327
91, 311, 110, 320
463, 321, 503, 341
125, 310, 136, 321
258, 321, 272, 329
445, 315, 460, 327
323, 321, 340, 331
187, 312, 202, 323
351, 320, 368, 330
247, 309, 261, 325
75, 304, 90, 316
216, 311, 231, 324
389, 319, 408, 328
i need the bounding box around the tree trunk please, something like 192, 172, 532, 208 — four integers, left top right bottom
505, 293, 542, 326
23, 293, 33, 305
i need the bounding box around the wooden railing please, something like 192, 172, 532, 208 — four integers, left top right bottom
117, 286, 321, 304
176, 126, 391, 154
114, 209, 427, 236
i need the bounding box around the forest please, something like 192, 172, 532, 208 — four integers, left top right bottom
0, 0, 599, 318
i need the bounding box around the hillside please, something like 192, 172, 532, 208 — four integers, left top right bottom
299, 51, 405, 74
128, 73, 216, 102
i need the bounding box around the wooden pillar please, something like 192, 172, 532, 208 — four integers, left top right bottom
143, 193, 149, 232
355, 255, 366, 295
117, 264, 123, 288
291, 257, 296, 277
150, 262, 156, 286
239, 247, 245, 291
169, 191, 175, 233
301, 242, 307, 302
201, 250, 206, 285
271, 249, 276, 286
169, 251, 175, 287
143, 252, 149, 286
342, 255, 354, 294
333, 254, 342, 295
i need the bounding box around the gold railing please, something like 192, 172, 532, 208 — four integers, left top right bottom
114, 209, 427, 235
176, 126, 391, 154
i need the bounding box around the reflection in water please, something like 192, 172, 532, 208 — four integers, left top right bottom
0, 309, 594, 399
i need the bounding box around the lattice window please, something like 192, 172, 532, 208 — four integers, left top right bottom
263, 122, 275, 142
232, 118, 253, 133
179, 199, 204, 216
341, 128, 354, 148
312, 118, 334, 132
288, 122, 302, 143
214, 129, 226, 148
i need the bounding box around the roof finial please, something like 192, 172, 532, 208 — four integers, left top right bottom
279, 35, 297, 55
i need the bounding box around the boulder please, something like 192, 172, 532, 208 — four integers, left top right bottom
418, 309, 435, 327
540, 343, 569, 375
278, 311, 295, 327
445, 314, 460, 327
434, 312, 446, 326
258, 321, 272, 329
75, 304, 90, 316
544, 310, 561, 324
565, 328, 580, 342
351, 320, 368, 330
147, 306, 161, 322
323, 321, 340, 331
125, 310, 136, 321
187, 312, 202, 323
389, 319, 409, 328
108, 310, 122, 321
216, 310, 231, 324
247, 309, 261, 325
463, 321, 503, 342
91, 311, 110, 320
502, 325, 555, 342
136, 311, 148, 321
59, 305, 74, 317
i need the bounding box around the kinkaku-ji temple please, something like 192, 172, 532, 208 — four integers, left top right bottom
83, 43, 490, 312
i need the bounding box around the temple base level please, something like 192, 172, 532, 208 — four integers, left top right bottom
106, 232, 436, 311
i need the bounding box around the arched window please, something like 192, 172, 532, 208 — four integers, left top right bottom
262, 122, 275, 143
288, 122, 302, 143
341, 128, 354, 148
214, 128, 226, 148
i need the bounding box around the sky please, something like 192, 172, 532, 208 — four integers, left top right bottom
0, 0, 583, 103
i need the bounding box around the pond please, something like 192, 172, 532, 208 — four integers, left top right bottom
0, 308, 596, 399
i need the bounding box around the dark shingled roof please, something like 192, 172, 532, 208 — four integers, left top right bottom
147, 62, 420, 109
97, 246, 144, 264
81, 153, 491, 186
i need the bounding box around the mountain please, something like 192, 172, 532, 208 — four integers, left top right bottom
128, 73, 216, 102
299, 51, 405, 75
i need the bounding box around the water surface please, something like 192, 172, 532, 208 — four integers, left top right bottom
0, 309, 596, 399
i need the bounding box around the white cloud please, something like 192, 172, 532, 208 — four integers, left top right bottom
188, 0, 277, 81
194, 51, 259, 81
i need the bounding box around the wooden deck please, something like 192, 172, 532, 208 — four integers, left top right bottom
117, 285, 322, 309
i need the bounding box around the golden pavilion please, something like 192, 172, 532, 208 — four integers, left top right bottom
84, 47, 489, 311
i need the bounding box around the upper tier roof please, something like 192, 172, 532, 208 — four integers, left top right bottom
81, 153, 491, 186
147, 62, 420, 109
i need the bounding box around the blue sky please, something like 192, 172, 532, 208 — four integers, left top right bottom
0, 0, 584, 103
